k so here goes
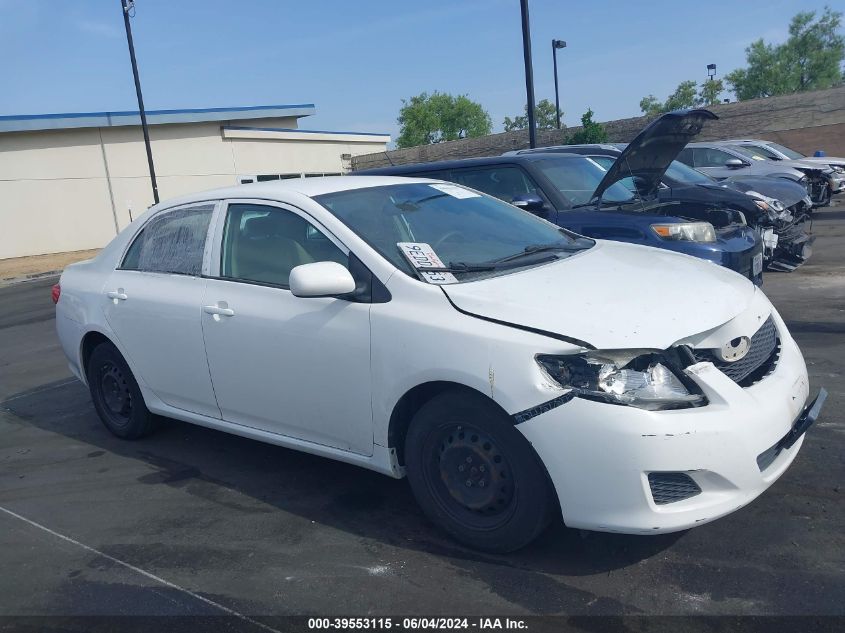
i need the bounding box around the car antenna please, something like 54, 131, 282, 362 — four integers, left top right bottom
384, 151, 396, 166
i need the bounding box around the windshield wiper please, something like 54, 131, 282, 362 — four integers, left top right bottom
421, 262, 498, 273
491, 242, 581, 264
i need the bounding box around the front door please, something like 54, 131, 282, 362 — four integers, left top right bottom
200, 202, 374, 455
102, 203, 221, 419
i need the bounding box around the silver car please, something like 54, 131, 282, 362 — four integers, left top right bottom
678, 142, 831, 205
728, 139, 845, 198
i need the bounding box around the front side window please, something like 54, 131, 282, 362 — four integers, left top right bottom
220, 204, 347, 287
693, 147, 738, 168
121, 205, 214, 275
449, 166, 540, 202
314, 183, 593, 282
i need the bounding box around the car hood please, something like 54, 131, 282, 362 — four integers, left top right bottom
794, 156, 845, 167
593, 109, 718, 202
722, 176, 809, 207
441, 240, 754, 350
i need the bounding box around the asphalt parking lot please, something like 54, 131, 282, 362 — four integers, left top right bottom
0, 203, 843, 622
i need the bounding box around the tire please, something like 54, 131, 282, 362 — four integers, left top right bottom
404, 390, 555, 552
86, 341, 157, 440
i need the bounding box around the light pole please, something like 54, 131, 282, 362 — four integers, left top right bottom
519, 0, 537, 148
552, 39, 566, 129
120, 0, 159, 204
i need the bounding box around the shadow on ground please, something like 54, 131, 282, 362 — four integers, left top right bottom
2, 378, 683, 578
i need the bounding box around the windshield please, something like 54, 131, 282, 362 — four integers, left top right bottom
766, 142, 805, 160
314, 182, 593, 281
534, 157, 635, 205
664, 160, 713, 184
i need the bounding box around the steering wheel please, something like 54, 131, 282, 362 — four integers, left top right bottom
431, 230, 464, 251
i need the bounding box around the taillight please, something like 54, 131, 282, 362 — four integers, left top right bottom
51, 283, 61, 304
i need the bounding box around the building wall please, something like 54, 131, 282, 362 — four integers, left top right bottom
351, 85, 845, 170
0, 116, 388, 259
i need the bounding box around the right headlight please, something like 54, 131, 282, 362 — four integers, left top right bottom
650, 222, 716, 243
536, 351, 707, 411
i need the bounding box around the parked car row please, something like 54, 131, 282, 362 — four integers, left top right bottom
52, 108, 826, 552
361, 109, 835, 277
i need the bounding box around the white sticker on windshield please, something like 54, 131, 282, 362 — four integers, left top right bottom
429, 183, 481, 199
397, 242, 458, 285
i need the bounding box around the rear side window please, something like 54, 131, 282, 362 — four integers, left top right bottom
121, 205, 214, 275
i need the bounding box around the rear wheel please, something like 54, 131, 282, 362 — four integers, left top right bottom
404, 390, 555, 552
86, 342, 156, 439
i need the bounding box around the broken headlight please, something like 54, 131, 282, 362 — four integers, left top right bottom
650, 222, 716, 243
536, 352, 706, 411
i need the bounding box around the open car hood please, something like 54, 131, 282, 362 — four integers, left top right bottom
593, 109, 718, 202
441, 240, 754, 350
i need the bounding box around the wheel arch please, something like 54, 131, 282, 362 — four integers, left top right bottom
387, 381, 510, 467
80, 330, 118, 376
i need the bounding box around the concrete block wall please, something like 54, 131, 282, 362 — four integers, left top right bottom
351, 86, 845, 170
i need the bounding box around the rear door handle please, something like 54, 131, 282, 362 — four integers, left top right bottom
203, 304, 235, 317
106, 290, 128, 301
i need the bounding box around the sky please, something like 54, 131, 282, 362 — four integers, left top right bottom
2, 0, 843, 142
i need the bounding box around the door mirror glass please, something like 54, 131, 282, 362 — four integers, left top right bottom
511, 193, 547, 216
289, 262, 356, 298
725, 158, 745, 168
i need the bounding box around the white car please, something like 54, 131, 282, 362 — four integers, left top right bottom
54, 176, 825, 552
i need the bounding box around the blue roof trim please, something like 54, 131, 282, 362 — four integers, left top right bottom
0, 104, 316, 133
225, 125, 391, 137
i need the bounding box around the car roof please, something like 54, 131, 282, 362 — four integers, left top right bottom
147, 175, 436, 210
355, 153, 584, 175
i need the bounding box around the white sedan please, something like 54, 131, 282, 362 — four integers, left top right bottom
54, 176, 825, 552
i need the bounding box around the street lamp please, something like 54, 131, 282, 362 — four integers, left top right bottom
552, 39, 567, 129
707, 63, 717, 82
519, 0, 537, 148
120, 0, 159, 204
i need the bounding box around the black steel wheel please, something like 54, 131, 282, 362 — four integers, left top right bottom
405, 390, 555, 552
87, 341, 157, 439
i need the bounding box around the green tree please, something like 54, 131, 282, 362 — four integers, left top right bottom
503, 99, 564, 131
726, 7, 844, 100
639, 78, 725, 114
565, 108, 608, 144
698, 79, 725, 106
396, 91, 492, 148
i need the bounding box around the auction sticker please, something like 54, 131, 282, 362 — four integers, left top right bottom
398, 242, 458, 285
429, 183, 480, 199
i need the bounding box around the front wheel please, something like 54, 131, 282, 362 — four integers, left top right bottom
404, 390, 555, 552
86, 341, 157, 439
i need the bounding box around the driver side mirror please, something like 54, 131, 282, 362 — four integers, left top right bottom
289, 261, 356, 298
511, 193, 549, 218
725, 158, 746, 169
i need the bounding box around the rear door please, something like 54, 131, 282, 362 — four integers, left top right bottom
102, 203, 221, 419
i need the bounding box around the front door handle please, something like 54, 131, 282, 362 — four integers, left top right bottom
203, 304, 235, 317
106, 289, 128, 301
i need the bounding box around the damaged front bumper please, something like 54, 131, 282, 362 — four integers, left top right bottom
516, 317, 820, 534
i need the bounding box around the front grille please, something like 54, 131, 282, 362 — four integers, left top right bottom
692, 316, 780, 387
648, 472, 702, 505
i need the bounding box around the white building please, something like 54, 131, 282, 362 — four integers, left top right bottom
0, 104, 390, 260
